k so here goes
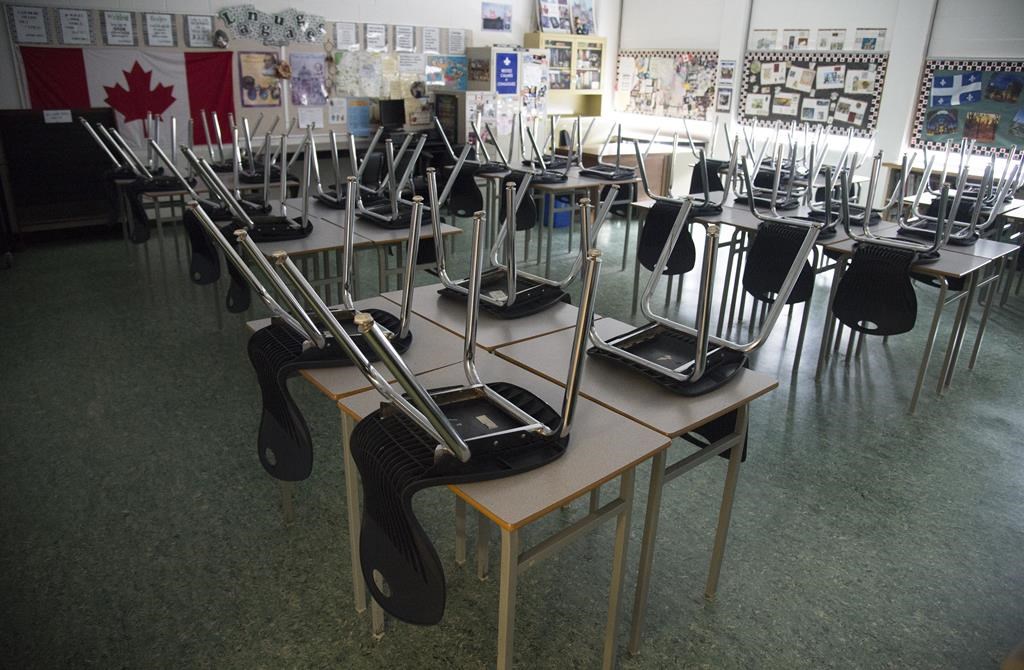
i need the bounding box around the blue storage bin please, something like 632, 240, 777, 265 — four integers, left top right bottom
542, 194, 572, 228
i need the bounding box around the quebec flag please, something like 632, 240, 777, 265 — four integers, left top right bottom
931, 71, 983, 106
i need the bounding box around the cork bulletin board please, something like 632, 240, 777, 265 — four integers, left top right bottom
737, 49, 888, 137
614, 49, 718, 121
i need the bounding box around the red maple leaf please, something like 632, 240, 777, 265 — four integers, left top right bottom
103, 62, 176, 123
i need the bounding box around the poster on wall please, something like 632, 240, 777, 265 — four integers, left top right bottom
571, 0, 595, 35
816, 28, 846, 51
482, 3, 512, 32
781, 29, 810, 50
853, 28, 887, 51
102, 11, 136, 46
334, 51, 384, 98
614, 50, 718, 120
238, 52, 282, 107
537, 0, 570, 32
290, 52, 329, 106
8, 6, 50, 44
911, 58, 1024, 157
737, 49, 889, 137
719, 60, 736, 86
422, 27, 441, 53
57, 9, 93, 46
425, 55, 469, 90
750, 29, 777, 50
143, 13, 176, 47
365, 23, 388, 51
716, 88, 732, 112
185, 16, 214, 48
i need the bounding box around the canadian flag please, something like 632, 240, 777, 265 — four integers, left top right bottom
20, 46, 234, 150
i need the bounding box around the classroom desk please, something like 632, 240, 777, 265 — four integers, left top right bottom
380, 283, 596, 351
244, 296, 465, 401
818, 233, 993, 412
493, 316, 778, 654
339, 354, 669, 669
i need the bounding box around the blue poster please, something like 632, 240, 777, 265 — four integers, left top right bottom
495, 52, 518, 95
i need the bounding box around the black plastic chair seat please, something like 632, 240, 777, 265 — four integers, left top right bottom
238, 166, 281, 184
578, 165, 636, 181
474, 162, 509, 176
518, 169, 568, 184
833, 243, 918, 336
247, 215, 314, 241
315, 190, 346, 209
209, 160, 236, 173
438, 267, 570, 319
358, 202, 439, 229
587, 324, 747, 396
248, 308, 411, 482
732, 194, 801, 211
896, 222, 978, 247
352, 381, 565, 625
742, 220, 815, 305
637, 200, 695, 275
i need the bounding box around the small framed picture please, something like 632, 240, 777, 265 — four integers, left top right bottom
718, 60, 736, 86
716, 88, 733, 112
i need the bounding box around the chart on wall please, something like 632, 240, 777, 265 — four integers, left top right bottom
614, 50, 718, 120
737, 50, 888, 138
910, 58, 1024, 157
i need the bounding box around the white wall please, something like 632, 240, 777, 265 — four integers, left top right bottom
619, 0, 724, 51
0, 0, 621, 110
929, 0, 1024, 58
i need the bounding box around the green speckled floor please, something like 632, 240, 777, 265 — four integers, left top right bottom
1, 214, 1022, 669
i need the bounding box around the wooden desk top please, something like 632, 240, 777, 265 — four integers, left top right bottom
381, 283, 594, 351
246, 296, 465, 400
495, 316, 778, 438
339, 354, 669, 531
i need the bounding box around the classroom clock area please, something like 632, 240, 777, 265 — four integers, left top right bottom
0, 0, 1022, 668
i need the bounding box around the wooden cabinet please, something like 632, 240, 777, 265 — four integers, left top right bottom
524, 32, 605, 116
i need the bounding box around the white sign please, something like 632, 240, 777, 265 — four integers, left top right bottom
58, 8, 92, 45
336, 22, 358, 50
145, 13, 175, 47
186, 15, 214, 48
398, 53, 426, 75
394, 25, 415, 52
447, 29, 466, 55
10, 6, 49, 44
297, 106, 324, 129
328, 98, 346, 125
103, 11, 135, 46
43, 110, 72, 124
422, 27, 441, 54
365, 23, 387, 52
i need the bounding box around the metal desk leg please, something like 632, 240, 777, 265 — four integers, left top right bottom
601, 467, 636, 670
496, 528, 520, 670
455, 497, 467, 566
908, 279, 948, 414
628, 450, 667, 656
705, 416, 746, 601
545, 195, 555, 277
477, 512, 491, 580
815, 257, 848, 381
939, 275, 977, 394
621, 203, 633, 272
631, 216, 646, 315
341, 412, 368, 613
969, 258, 1006, 370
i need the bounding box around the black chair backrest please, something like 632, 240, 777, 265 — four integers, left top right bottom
360, 152, 384, 189
742, 220, 815, 305
833, 244, 918, 336
637, 199, 695, 274
498, 173, 537, 231
689, 158, 727, 194
447, 167, 483, 217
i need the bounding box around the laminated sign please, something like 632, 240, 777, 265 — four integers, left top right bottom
496, 52, 518, 94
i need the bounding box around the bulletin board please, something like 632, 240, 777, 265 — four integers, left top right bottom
614, 50, 718, 121
737, 50, 889, 138
910, 58, 1024, 157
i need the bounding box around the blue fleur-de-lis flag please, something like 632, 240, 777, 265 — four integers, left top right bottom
931, 71, 983, 106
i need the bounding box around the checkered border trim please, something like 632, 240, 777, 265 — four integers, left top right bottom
614, 50, 719, 121
910, 58, 1024, 158
737, 50, 889, 138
